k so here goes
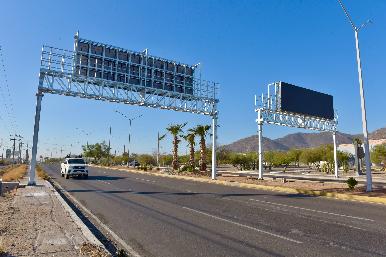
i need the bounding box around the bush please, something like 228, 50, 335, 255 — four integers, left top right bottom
346, 177, 358, 190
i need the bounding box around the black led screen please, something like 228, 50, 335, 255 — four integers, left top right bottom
280, 82, 334, 120
74, 38, 195, 96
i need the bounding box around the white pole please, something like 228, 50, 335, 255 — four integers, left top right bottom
28, 92, 43, 186
257, 109, 263, 179
333, 132, 339, 178
354, 30, 372, 192
157, 132, 160, 167
211, 115, 217, 180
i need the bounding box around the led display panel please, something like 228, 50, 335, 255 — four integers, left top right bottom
74, 38, 195, 96
279, 82, 334, 120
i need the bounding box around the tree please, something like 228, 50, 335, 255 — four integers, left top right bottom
229, 152, 257, 171
137, 154, 156, 166
287, 149, 302, 167
183, 131, 196, 170
82, 141, 110, 162
166, 123, 187, 170
371, 144, 386, 170
192, 125, 211, 171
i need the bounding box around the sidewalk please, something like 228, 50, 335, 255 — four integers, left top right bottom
0, 178, 109, 257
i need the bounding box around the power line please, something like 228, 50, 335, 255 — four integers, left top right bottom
0, 46, 18, 134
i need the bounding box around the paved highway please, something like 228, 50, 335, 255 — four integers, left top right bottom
43, 163, 386, 257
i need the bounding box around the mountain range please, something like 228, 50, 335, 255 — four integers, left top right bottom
220, 127, 386, 153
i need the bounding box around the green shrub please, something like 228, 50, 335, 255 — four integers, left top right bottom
346, 177, 358, 190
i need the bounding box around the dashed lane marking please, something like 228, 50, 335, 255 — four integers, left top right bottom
248, 198, 375, 222
182, 206, 302, 244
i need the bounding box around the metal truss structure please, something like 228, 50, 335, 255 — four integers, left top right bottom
39, 46, 218, 116
28, 34, 219, 185
255, 82, 337, 132
255, 82, 339, 179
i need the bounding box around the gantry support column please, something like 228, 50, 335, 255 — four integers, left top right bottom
28, 92, 44, 186
257, 109, 263, 179
211, 113, 218, 180
333, 131, 339, 178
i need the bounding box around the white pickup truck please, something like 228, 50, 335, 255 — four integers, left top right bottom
60, 157, 88, 179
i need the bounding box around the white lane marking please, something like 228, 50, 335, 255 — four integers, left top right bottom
182, 206, 302, 244
152, 181, 156, 183
222, 198, 366, 231
146, 179, 150, 182
249, 199, 374, 222
135, 178, 139, 180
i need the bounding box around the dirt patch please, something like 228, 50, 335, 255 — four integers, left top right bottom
80, 242, 111, 257
36, 165, 50, 180
0, 165, 27, 182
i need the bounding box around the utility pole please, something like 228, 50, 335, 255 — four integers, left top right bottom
18, 141, 24, 163
26, 143, 29, 163
338, 0, 373, 192
10, 136, 17, 163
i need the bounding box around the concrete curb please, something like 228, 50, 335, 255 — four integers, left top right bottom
93, 165, 386, 206
49, 177, 142, 257
45, 180, 105, 247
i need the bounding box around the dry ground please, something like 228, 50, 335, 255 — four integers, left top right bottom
0, 165, 27, 182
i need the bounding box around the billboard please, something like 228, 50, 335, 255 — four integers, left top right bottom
74, 38, 195, 96
279, 82, 334, 120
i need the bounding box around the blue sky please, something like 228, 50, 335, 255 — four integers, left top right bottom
0, 0, 385, 157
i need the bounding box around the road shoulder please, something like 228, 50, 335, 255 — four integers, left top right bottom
0, 178, 110, 257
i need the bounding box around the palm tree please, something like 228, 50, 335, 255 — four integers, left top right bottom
166, 123, 187, 170
192, 125, 211, 171
183, 131, 196, 170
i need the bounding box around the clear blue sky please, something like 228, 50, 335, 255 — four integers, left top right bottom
0, 0, 385, 157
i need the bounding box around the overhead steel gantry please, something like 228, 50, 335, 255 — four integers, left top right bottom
255, 82, 339, 179
28, 33, 219, 185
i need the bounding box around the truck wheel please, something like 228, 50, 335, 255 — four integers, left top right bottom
65, 174, 69, 179
61, 173, 64, 177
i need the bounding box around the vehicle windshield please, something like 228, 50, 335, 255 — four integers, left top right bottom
67, 159, 85, 164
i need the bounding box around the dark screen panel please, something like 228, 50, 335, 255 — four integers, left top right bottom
74, 38, 195, 97
280, 82, 334, 120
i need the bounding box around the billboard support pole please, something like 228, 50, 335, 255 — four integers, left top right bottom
354, 30, 372, 192
338, 0, 372, 192
257, 109, 263, 179
333, 132, 339, 178
211, 113, 217, 180
28, 91, 44, 186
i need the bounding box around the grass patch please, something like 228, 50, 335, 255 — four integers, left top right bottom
0, 165, 27, 182
36, 165, 49, 180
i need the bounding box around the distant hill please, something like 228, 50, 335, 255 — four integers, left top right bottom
369, 127, 386, 140
221, 127, 385, 153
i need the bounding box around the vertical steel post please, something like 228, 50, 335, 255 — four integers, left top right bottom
333, 132, 339, 178
157, 132, 160, 167
28, 92, 43, 186
257, 109, 263, 179
354, 30, 372, 192
211, 114, 217, 180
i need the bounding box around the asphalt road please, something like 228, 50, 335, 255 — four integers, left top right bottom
43, 163, 386, 257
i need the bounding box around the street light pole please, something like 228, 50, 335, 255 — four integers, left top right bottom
338, 0, 372, 191
115, 110, 143, 165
